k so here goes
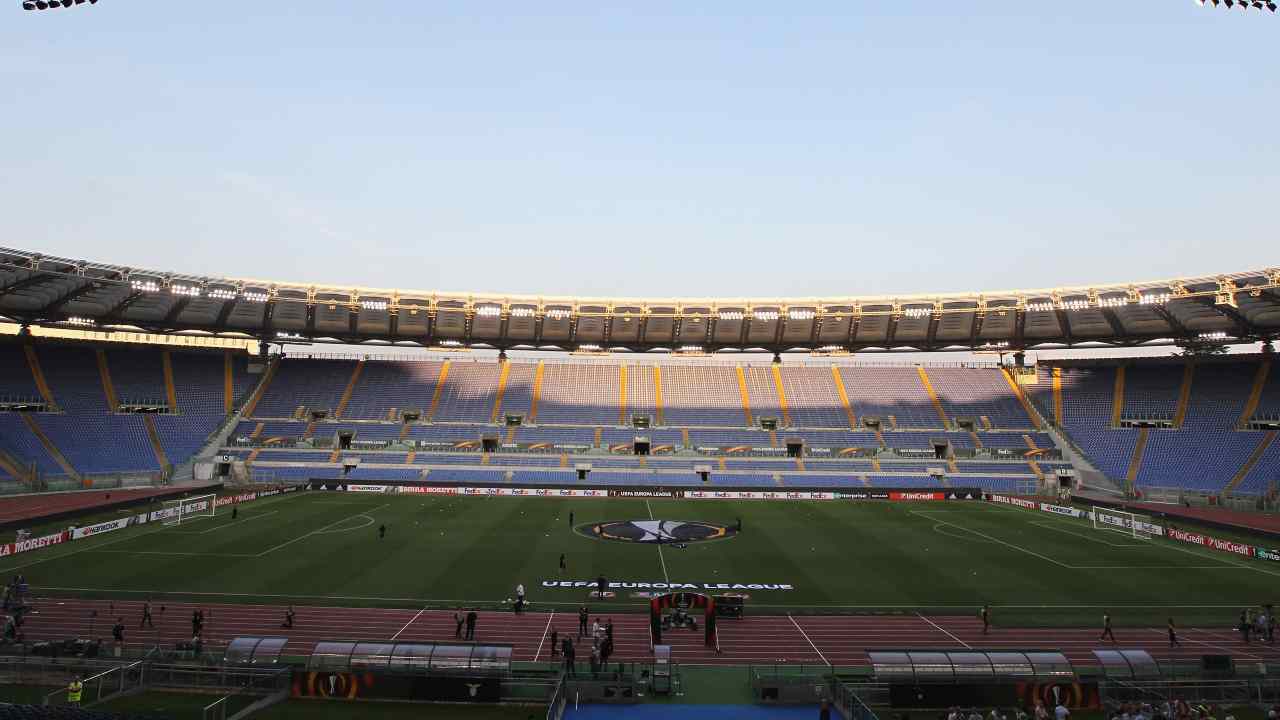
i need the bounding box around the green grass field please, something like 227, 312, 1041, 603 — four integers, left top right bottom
5, 491, 1278, 627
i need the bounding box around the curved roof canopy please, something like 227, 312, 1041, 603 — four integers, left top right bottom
2, 247, 1277, 353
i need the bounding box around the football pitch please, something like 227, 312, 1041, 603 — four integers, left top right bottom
5, 491, 1277, 628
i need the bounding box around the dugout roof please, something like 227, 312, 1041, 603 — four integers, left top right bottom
869, 650, 1075, 682
2, 246, 1278, 354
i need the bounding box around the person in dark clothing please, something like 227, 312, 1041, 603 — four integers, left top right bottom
596, 574, 607, 597
980, 605, 990, 635
454, 607, 465, 638
559, 554, 566, 573
1168, 617, 1179, 647
465, 609, 477, 640
282, 606, 295, 629
112, 618, 125, 644
232, 506, 238, 520
606, 618, 614, 642
550, 628, 559, 657
578, 606, 589, 638
1240, 609, 1252, 644
736, 516, 742, 532
563, 638, 576, 677
1100, 613, 1115, 642
820, 699, 832, 720
191, 610, 202, 638
140, 602, 154, 629
378, 524, 386, 540
569, 511, 574, 528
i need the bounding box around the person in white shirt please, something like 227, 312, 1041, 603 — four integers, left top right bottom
1055, 703, 1070, 720
516, 584, 525, 602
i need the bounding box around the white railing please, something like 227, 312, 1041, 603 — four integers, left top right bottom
42, 660, 145, 707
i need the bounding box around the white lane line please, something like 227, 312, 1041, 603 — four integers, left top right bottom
255, 503, 390, 557
391, 608, 426, 641
788, 614, 830, 666
644, 500, 671, 585
534, 611, 557, 662
915, 611, 973, 649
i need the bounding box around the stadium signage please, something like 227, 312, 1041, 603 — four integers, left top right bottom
541, 579, 794, 591
215, 493, 258, 507
0, 530, 68, 557
1039, 502, 1086, 518
346, 484, 390, 493
988, 494, 1038, 509
889, 492, 944, 501
1256, 547, 1280, 562
1166, 527, 1254, 557
685, 490, 834, 500
71, 517, 133, 540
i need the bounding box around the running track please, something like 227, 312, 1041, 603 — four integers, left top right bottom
17, 598, 1280, 667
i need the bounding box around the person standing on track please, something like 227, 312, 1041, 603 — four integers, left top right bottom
140, 602, 154, 629
112, 618, 125, 647
1240, 609, 1252, 644
1100, 612, 1116, 642
66, 675, 83, 707
980, 605, 990, 635
550, 627, 559, 657
282, 606, 295, 629
1168, 617, 1179, 647
465, 609, 477, 641
578, 605, 589, 639
454, 607, 464, 638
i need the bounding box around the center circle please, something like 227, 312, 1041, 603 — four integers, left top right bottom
576, 520, 737, 544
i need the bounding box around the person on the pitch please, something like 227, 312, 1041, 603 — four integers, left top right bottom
736, 517, 742, 532
282, 606, 295, 629
568, 511, 574, 528
378, 524, 386, 540
559, 553, 566, 573
1168, 617, 1179, 647
578, 605, 589, 638
140, 601, 154, 629
1100, 612, 1116, 642
980, 605, 990, 635
232, 506, 238, 520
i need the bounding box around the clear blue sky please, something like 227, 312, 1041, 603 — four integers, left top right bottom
1, 1, 1275, 299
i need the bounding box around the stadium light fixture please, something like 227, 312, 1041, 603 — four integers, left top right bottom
787, 309, 816, 321
545, 309, 571, 320
1025, 301, 1054, 313
752, 310, 780, 322
718, 310, 744, 321
207, 288, 236, 300
360, 299, 388, 311
577, 343, 602, 352
64, 316, 95, 327
241, 291, 269, 303
130, 279, 160, 293
1096, 296, 1128, 308
1138, 292, 1172, 305
1060, 299, 1089, 311
24, 0, 97, 10
676, 344, 704, 353
1198, 331, 1229, 340
169, 284, 201, 298
509, 307, 535, 318
902, 307, 931, 319
439, 340, 463, 347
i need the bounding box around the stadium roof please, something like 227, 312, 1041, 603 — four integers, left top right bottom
2, 246, 1277, 354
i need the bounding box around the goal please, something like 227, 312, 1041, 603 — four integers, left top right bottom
162, 494, 217, 526
1091, 507, 1153, 539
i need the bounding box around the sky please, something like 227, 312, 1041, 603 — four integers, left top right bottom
1, 1, 1276, 301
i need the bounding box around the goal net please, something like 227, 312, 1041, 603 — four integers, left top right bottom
163, 494, 217, 526
1092, 508, 1153, 539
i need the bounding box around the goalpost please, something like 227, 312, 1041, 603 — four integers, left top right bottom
163, 494, 217, 526
1091, 507, 1153, 540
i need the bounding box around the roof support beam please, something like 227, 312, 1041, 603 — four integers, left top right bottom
969, 310, 985, 347
37, 280, 101, 317
1192, 297, 1252, 338
0, 273, 57, 295
164, 297, 192, 325
214, 299, 239, 331
99, 290, 146, 324
1098, 308, 1128, 337
925, 313, 940, 350
1054, 309, 1075, 345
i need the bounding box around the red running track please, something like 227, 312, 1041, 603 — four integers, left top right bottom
17, 598, 1280, 667
0, 488, 202, 525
